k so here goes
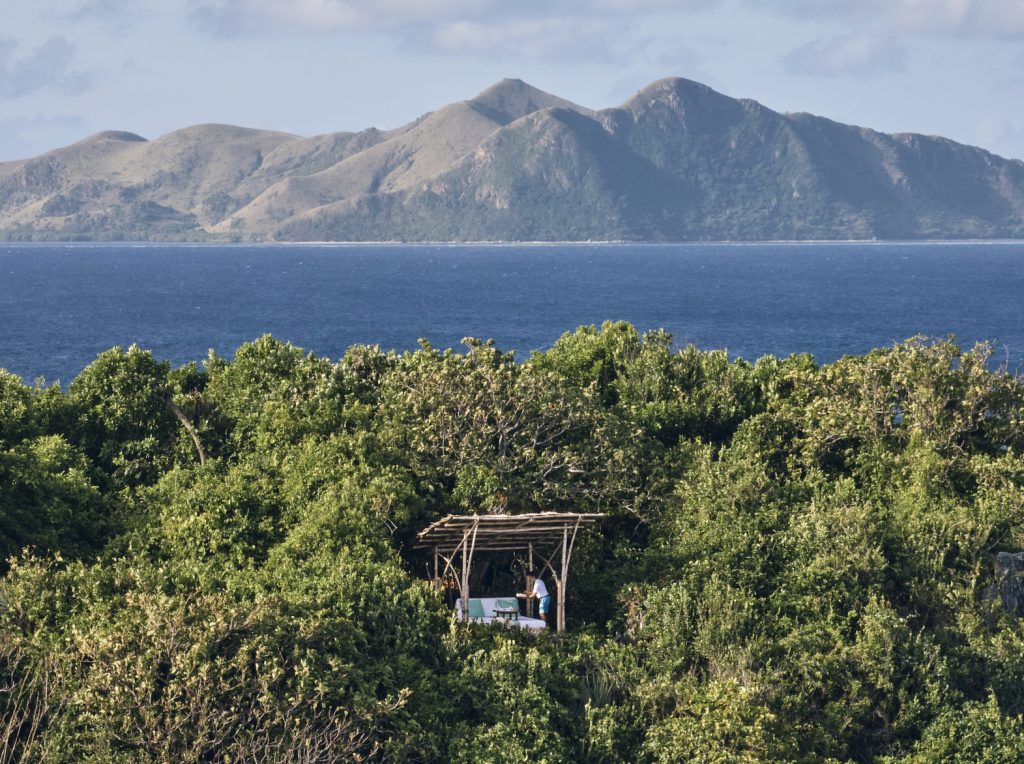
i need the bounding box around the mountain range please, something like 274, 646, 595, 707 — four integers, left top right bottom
3, 77, 1024, 242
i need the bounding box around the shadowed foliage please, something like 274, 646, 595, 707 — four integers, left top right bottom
2, 324, 1024, 761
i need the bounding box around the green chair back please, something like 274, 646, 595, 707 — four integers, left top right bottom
467, 599, 486, 619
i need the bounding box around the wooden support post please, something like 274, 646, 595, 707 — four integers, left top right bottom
558, 525, 568, 633
535, 543, 563, 631
560, 517, 582, 635
527, 543, 535, 618
437, 550, 461, 612
438, 551, 458, 583
459, 531, 470, 620
459, 520, 480, 622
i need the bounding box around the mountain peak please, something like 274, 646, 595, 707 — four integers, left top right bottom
642, 76, 710, 92
4, 75, 1024, 242
77, 130, 148, 145
468, 78, 591, 125
619, 76, 732, 111
473, 78, 543, 101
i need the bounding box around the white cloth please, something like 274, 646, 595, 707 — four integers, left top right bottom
532, 578, 549, 598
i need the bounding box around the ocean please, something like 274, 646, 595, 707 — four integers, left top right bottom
1, 241, 1022, 384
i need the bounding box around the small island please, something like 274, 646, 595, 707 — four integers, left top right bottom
3, 77, 1024, 243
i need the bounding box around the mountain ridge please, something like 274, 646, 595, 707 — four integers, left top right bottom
2, 77, 1023, 242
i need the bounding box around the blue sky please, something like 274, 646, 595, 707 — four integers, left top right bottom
2, 0, 1023, 162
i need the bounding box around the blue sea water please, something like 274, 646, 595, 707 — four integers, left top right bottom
1, 241, 1023, 385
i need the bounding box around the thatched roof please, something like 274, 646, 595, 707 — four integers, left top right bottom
414, 512, 603, 554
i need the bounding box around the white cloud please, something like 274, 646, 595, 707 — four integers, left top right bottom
892, 0, 1024, 35
745, 0, 886, 18
420, 17, 637, 63
60, 0, 151, 19
25, 0, 724, 71
591, 0, 715, 10
189, 0, 499, 34
782, 31, 907, 78
751, 0, 1024, 36
184, 0, 720, 41
186, 0, 718, 33
179, 0, 722, 66
0, 36, 92, 98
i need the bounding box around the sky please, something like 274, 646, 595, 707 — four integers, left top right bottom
1, 0, 1023, 162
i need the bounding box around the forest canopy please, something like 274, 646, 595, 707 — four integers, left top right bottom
2, 323, 1024, 762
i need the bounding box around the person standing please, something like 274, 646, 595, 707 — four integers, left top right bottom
526, 569, 550, 626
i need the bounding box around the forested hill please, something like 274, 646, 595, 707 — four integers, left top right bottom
4, 324, 1024, 760
3, 78, 1024, 241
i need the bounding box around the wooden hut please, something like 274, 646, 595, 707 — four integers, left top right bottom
414, 512, 603, 633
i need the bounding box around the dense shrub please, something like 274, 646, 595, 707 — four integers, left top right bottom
2, 325, 1024, 761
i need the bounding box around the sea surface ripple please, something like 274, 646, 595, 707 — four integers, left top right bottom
1, 241, 1022, 384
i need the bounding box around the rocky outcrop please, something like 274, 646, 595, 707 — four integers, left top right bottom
987, 552, 1024, 615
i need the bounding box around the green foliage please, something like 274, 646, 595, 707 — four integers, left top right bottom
64, 345, 177, 488
641, 678, 799, 763
445, 636, 581, 763
0, 434, 108, 561
0, 553, 437, 761
0, 370, 36, 444
204, 335, 349, 454
377, 336, 632, 515
3, 327, 1024, 761
0, 371, 110, 562
886, 695, 1024, 763
536, 322, 763, 445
